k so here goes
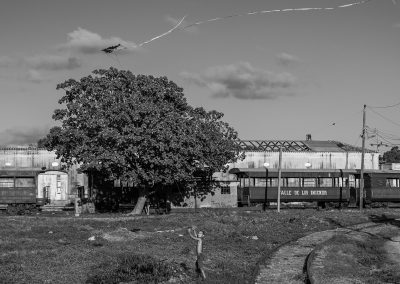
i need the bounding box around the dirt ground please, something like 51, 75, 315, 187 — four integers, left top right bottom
1, 208, 400, 283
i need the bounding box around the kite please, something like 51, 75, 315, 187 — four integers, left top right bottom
101, 16, 186, 54
101, 0, 395, 54
101, 44, 124, 54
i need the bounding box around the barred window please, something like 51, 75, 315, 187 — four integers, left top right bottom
303, 178, 317, 187
220, 186, 231, 194
319, 178, 333, 187
0, 178, 14, 188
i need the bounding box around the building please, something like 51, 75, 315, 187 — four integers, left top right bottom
0, 139, 379, 209
0, 147, 88, 207
187, 139, 379, 208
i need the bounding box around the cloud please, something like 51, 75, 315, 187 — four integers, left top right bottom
59, 27, 137, 54
25, 54, 81, 70
26, 69, 49, 83
276, 52, 301, 66
0, 56, 16, 68
0, 126, 51, 147
165, 15, 197, 32
181, 62, 297, 100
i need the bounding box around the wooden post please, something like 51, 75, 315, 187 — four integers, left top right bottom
74, 197, 80, 217
360, 104, 366, 211
277, 148, 282, 213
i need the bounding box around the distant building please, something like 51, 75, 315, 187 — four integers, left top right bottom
187, 139, 380, 208
1, 138, 380, 209
0, 147, 88, 206
381, 163, 400, 171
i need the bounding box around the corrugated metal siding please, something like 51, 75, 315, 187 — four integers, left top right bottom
229, 151, 379, 170
0, 148, 59, 169
0, 148, 88, 202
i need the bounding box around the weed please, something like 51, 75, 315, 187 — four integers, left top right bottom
86, 254, 174, 284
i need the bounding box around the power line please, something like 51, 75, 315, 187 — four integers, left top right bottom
367, 102, 400, 109
367, 107, 400, 128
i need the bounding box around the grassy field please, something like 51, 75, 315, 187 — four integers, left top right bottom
1, 208, 400, 284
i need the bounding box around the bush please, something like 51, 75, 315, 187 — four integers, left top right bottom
86, 254, 174, 284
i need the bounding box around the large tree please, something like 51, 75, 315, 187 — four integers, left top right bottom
382, 146, 400, 163
44, 68, 241, 214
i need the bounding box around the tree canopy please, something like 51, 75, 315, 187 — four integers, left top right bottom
382, 146, 400, 163
43, 68, 241, 213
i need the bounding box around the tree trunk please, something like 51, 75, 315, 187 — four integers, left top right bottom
129, 187, 147, 215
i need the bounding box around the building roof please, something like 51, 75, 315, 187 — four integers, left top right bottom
235, 140, 377, 153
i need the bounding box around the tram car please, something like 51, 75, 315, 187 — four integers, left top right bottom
229, 168, 400, 207
0, 169, 44, 213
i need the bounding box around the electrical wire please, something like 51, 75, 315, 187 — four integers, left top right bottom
367, 102, 400, 109
367, 107, 400, 128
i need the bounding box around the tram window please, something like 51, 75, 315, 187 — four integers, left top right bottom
319, 178, 333, 187
348, 175, 356, 188
303, 178, 316, 187
386, 178, 400, 188
255, 178, 266, 187
287, 178, 301, 187
334, 178, 344, 187
15, 177, 35, 188
270, 178, 282, 187
0, 178, 14, 188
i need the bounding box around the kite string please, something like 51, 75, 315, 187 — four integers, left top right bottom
106, 0, 394, 52
137, 16, 187, 47
180, 0, 375, 31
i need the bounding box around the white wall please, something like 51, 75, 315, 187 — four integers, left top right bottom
229, 151, 379, 170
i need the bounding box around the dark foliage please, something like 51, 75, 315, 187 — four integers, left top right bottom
43, 67, 242, 213
382, 146, 400, 163
86, 254, 174, 284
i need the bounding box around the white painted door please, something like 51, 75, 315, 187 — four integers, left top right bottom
38, 171, 68, 203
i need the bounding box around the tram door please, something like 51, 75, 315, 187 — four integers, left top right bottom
38, 171, 68, 205
348, 174, 358, 206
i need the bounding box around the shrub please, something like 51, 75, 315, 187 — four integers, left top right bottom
86, 254, 174, 284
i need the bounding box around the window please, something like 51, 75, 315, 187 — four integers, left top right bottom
15, 177, 35, 188
0, 178, 14, 188
220, 186, 231, 194
287, 178, 301, 187
255, 178, 266, 187
386, 178, 400, 188
319, 178, 333, 187
334, 178, 344, 187
303, 178, 317, 187
56, 175, 62, 194
349, 175, 356, 188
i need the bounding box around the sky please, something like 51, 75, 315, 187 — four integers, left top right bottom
0, 0, 399, 151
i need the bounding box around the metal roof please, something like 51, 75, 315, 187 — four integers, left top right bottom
235, 140, 377, 153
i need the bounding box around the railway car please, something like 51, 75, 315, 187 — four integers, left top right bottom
362, 170, 400, 204
230, 168, 356, 207
229, 168, 400, 207
0, 169, 44, 213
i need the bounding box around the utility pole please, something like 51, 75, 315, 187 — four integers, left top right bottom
360, 104, 366, 211
277, 148, 282, 213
